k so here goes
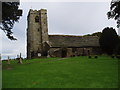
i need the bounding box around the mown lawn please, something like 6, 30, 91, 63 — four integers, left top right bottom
2, 56, 118, 88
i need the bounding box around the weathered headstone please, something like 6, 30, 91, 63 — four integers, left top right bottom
7, 56, 10, 64
18, 53, 23, 64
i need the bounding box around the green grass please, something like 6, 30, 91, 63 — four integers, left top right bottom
2, 56, 119, 88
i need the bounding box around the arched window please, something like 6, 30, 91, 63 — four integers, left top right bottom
38, 28, 39, 31
35, 16, 39, 22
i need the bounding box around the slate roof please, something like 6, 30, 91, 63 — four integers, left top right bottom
49, 35, 100, 48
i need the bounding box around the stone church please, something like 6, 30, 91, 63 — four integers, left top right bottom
27, 9, 101, 59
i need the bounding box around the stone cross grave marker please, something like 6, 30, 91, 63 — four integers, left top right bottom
19, 53, 23, 64
7, 56, 10, 64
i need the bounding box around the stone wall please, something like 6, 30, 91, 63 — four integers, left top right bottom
49, 47, 101, 57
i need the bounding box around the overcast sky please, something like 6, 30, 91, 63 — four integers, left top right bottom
1, 1, 119, 60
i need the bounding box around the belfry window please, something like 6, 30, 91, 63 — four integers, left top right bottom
38, 28, 39, 31
35, 16, 39, 22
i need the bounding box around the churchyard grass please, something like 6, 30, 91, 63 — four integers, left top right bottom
2, 56, 118, 88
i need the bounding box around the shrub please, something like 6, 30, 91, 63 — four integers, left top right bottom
111, 55, 115, 58
88, 56, 92, 59
116, 55, 120, 59
94, 55, 98, 59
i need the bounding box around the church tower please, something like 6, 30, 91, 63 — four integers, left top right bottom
27, 9, 49, 59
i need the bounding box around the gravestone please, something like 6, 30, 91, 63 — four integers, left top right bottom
7, 56, 10, 64
18, 53, 23, 64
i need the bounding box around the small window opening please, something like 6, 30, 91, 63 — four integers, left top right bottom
35, 16, 39, 22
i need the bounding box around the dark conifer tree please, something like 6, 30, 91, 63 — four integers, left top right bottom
99, 27, 119, 55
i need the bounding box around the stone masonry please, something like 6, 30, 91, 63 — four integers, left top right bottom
27, 9, 101, 59
27, 9, 49, 59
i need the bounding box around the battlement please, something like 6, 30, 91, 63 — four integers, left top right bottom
27, 9, 47, 19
